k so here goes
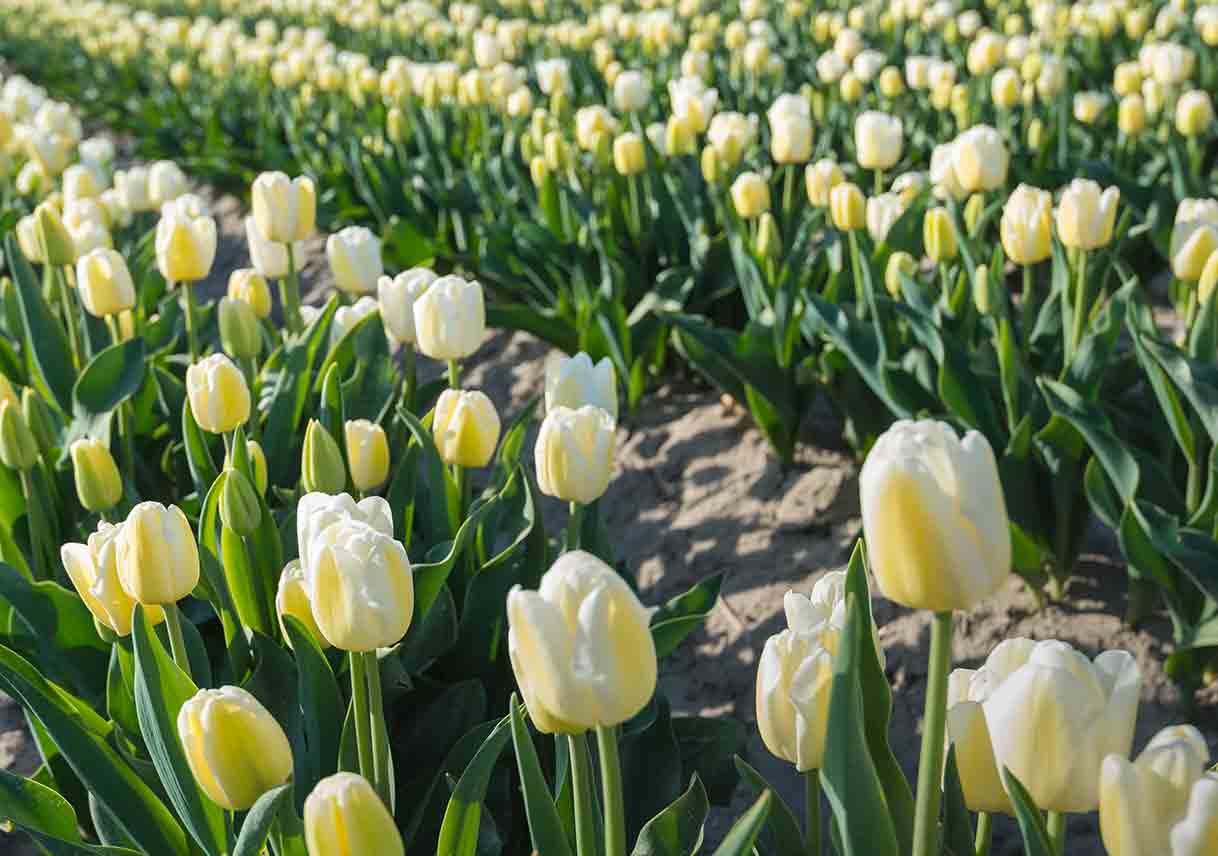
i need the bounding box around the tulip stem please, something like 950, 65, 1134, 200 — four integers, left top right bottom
595, 724, 626, 856
804, 769, 821, 856
284, 244, 303, 335
912, 610, 954, 856
447, 359, 461, 389
56, 266, 82, 370
402, 345, 417, 414
1021, 264, 1037, 358
164, 603, 191, 678
348, 652, 377, 801
1065, 250, 1088, 371
566, 501, 584, 552
567, 734, 597, 856
1046, 811, 1066, 856
363, 651, 392, 809
974, 811, 991, 856
180, 283, 198, 361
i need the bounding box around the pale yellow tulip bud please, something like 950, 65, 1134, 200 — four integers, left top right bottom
1177, 90, 1215, 137
302, 420, 347, 494
806, 159, 844, 207
1171, 200, 1218, 282
923, 207, 958, 262
186, 354, 250, 434
76, 248, 136, 317
345, 419, 389, 492
830, 182, 866, 231
953, 125, 1009, 193
613, 132, 646, 176
1119, 94, 1147, 136
34, 202, 76, 266
0, 400, 37, 471
432, 389, 500, 468
413, 275, 486, 360
535, 405, 615, 504
326, 226, 383, 295
730, 171, 770, 219
156, 211, 217, 283
117, 502, 200, 605
885, 251, 916, 297
878, 66, 905, 98
70, 438, 122, 512
227, 268, 272, 319
855, 111, 904, 170
304, 774, 404, 856
1056, 179, 1120, 251
178, 686, 293, 811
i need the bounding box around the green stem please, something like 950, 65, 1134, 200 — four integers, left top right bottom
1047, 811, 1066, 856
57, 266, 81, 370
912, 611, 954, 856
567, 734, 597, 856
974, 811, 992, 856
349, 652, 376, 796
1021, 264, 1037, 356
596, 724, 626, 856
874, 168, 884, 196
627, 174, 642, 242
447, 358, 461, 389
285, 244, 303, 335
164, 603, 191, 678
402, 345, 417, 414
567, 501, 584, 552
1066, 250, 1089, 371
782, 164, 796, 229
364, 651, 391, 808
804, 769, 821, 856
180, 282, 198, 361
18, 469, 47, 580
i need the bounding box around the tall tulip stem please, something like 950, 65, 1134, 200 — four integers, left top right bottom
363, 651, 392, 808
180, 283, 198, 361
567, 501, 584, 552
402, 345, 417, 414
348, 652, 376, 800
56, 265, 82, 370
804, 769, 821, 856
284, 243, 303, 335
596, 724, 626, 856
912, 610, 954, 856
164, 603, 192, 678
447, 359, 461, 390
1046, 811, 1066, 856
568, 734, 597, 856
974, 811, 992, 856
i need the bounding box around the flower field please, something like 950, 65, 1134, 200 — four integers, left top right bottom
0, 0, 1216, 854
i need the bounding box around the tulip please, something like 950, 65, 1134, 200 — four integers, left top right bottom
1073, 92, 1109, 125
730, 172, 770, 219
507, 550, 656, 733
706, 112, 756, 166
308, 517, 413, 651
156, 211, 217, 283
1176, 90, 1215, 137
1118, 95, 1147, 136
117, 502, 200, 605
1171, 199, 1218, 282
252, 172, 316, 244
768, 93, 813, 164
148, 160, 188, 206
669, 76, 717, 134
62, 164, 102, 204
178, 686, 293, 811
1201, 253, 1218, 306
432, 389, 500, 469
923, 207, 958, 263
277, 559, 328, 648
1001, 184, 1054, 265
33, 203, 75, 266
0, 399, 37, 471
70, 438, 122, 513
1100, 725, 1209, 855
805, 159, 844, 207
186, 354, 250, 434
829, 182, 866, 231
345, 419, 389, 493
304, 773, 404, 856
61, 522, 163, 637
1056, 179, 1119, 251
984, 640, 1141, 813
575, 105, 618, 151
327, 226, 383, 295
547, 353, 617, 421
535, 405, 615, 504
879, 66, 905, 98
302, 420, 347, 495
855, 111, 903, 171
75, 248, 135, 318
413, 275, 486, 361
992, 68, 1020, 108
952, 125, 1009, 193
930, 142, 966, 201
377, 268, 436, 349
860, 419, 1010, 612
866, 193, 906, 244
114, 167, 153, 213
613, 70, 649, 112
245, 216, 301, 281
1171, 776, 1218, 855
296, 493, 394, 577
227, 268, 272, 319
885, 252, 916, 297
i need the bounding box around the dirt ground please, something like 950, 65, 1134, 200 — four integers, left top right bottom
3, 184, 1216, 855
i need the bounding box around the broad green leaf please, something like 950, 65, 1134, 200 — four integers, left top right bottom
5, 235, 74, 412
73, 338, 146, 415
0, 766, 81, 845
234, 783, 293, 856
436, 714, 513, 856
1001, 769, 1054, 856
509, 696, 574, 856
733, 756, 803, 856
711, 790, 772, 856
283, 616, 342, 811
1038, 378, 1139, 503
650, 573, 723, 659
631, 774, 708, 856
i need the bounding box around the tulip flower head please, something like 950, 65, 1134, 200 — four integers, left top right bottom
62, 521, 164, 637
378, 267, 437, 349
545, 352, 618, 422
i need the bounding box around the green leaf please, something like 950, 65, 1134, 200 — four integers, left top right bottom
234, 783, 293, 856
671, 716, 744, 807
283, 616, 342, 811
436, 714, 513, 856
396, 405, 457, 546
941, 748, 974, 856
711, 790, 772, 856
1038, 378, 1139, 502
5, 235, 74, 412
631, 774, 708, 856
0, 766, 82, 844
732, 757, 803, 856
650, 573, 723, 658
131, 606, 227, 856
182, 401, 220, 500
509, 696, 574, 856
1000, 768, 1054, 856
73, 339, 146, 416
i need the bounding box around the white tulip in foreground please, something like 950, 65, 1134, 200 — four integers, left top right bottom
507, 550, 656, 734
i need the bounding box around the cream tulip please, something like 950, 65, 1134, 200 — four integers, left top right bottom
186, 354, 251, 434
1171, 199, 1218, 282
156, 211, 217, 282
344, 419, 389, 492
432, 389, 500, 468
1056, 179, 1120, 251
326, 226, 382, 295
413, 275, 486, 361
545, 352, 617, 421
768, 93, 814, 164
296, 492, 393, 576
535, 405, 616, 504
1001, 184, 1054, 265
377, 268, 436, 348
117, 502, 200, 605
304, 773, 404, 856
952, 125, 1009, 193
855, 111, 903, 171
731, 171, 770, 219
76, 248, 136, 317
61, 521, 163, 637
251, 171, 316, 244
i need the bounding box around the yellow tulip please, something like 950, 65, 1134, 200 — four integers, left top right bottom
117, 502, 200, 605
70, 438, 122, 512
344, 419, 390, 492
61, 521, 164, 637
304, 773, 404, 856
186, 354, 251, 434
432, 389, 500, 468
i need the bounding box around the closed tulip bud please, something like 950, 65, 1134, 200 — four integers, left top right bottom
308, 517, 413, 650
276, 559, 327, 648
665, 114, 697, 157
304, 773, 404, 856
830, 182, 866, 231
861, 420, 1010, 611
1100, 725, 1209, 856
156, 211, 217, 283
855, 111, 903, 171
413, 275, 485, 360
345, 419, 389, 492
984, 640, 1140, 812
972, 264, 992, 315
70, 438, 122, 512
963, 193, 986, 237
1026, 118, 1046, 152
377, 268, 436, 349
327, 226, 383, 295
1177, 90, 1215, 137
508, 550, 656, 733
148, 161, 188, 206
302, 420, 347, 494
1118, 94, 1147, 136
0, 400, 37, 471
530, 155, 549, 188
878, 66, 905, 98
992, 68, 1020, 108
62, 522, 164, 637
62, 164, 102, 204
885, 251, 916, 297
16, 215, 46, 264
227, 269, 271, 319
755, 212, 781, 258
117, 502, 200, 605
21, 388, 53, 455
546, 352, 617, 421
1001, 184, 1053, 265
432, 389, 500, 468
923, 207, 958, 263
806, 159, 844, 207
220, 468, 261, 537
34, 202, 75, 266
75, 248, 135, 317
613, 132, 646, 176
1073, 92, 1108, 125
839, 72, 863, 103
535, 405, 615, 504
178, 686, 293, 811
246, 440, 268, 494
186, 354, 250, 434
252, 172, 316, 244
613, 70, 649, 112
768, 93, 814, 164
952, 125, 1009, 193
1171, 199, 1218, 282
218, 297, 262, 361
1057, 179, 1120, 251
386, 107, 408, 144
731, 171, 770, 219
700, 146, 721, 183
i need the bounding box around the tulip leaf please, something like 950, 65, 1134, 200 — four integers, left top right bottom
650, 572, 723, 659
1000, 769, 1054, 856
1038, 378, 1140, 503
283, 616, 342, 812
436, 713, 513, 856
0, 642, 189, 856
73, 338, 146, 416
631, 773, 708, 856
0, 766, 82, 845
8, 826, 142, 856
940, 748, 974, 856
182, 400, 220, 499
4, 235, 74, 413
233, 783, 293, 856
732, 756, 804, 856
710, 789, 771, 856
396, 404, 457, 546
131, 605, 228, 856
509, 696, 574, 856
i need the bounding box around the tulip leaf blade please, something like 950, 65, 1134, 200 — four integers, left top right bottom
436, 713, 513, 856
283, 615, 343, 812
0, 765, 82, 845
732, 756, 804, 856
4, 234, 75, 413
650, 572, 723, 659
631, 773, 708, 856
710, 789, 771, 856
508, 696, 574, 856
233, 783, 293, 856
0, 641, 189, 856
131, 605, 228, 856
182, 398, 220, 500
940, 748, 974, 856
73, 337, 146, 417
396, 403, 458, 546
1000, 768, 1054, 856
